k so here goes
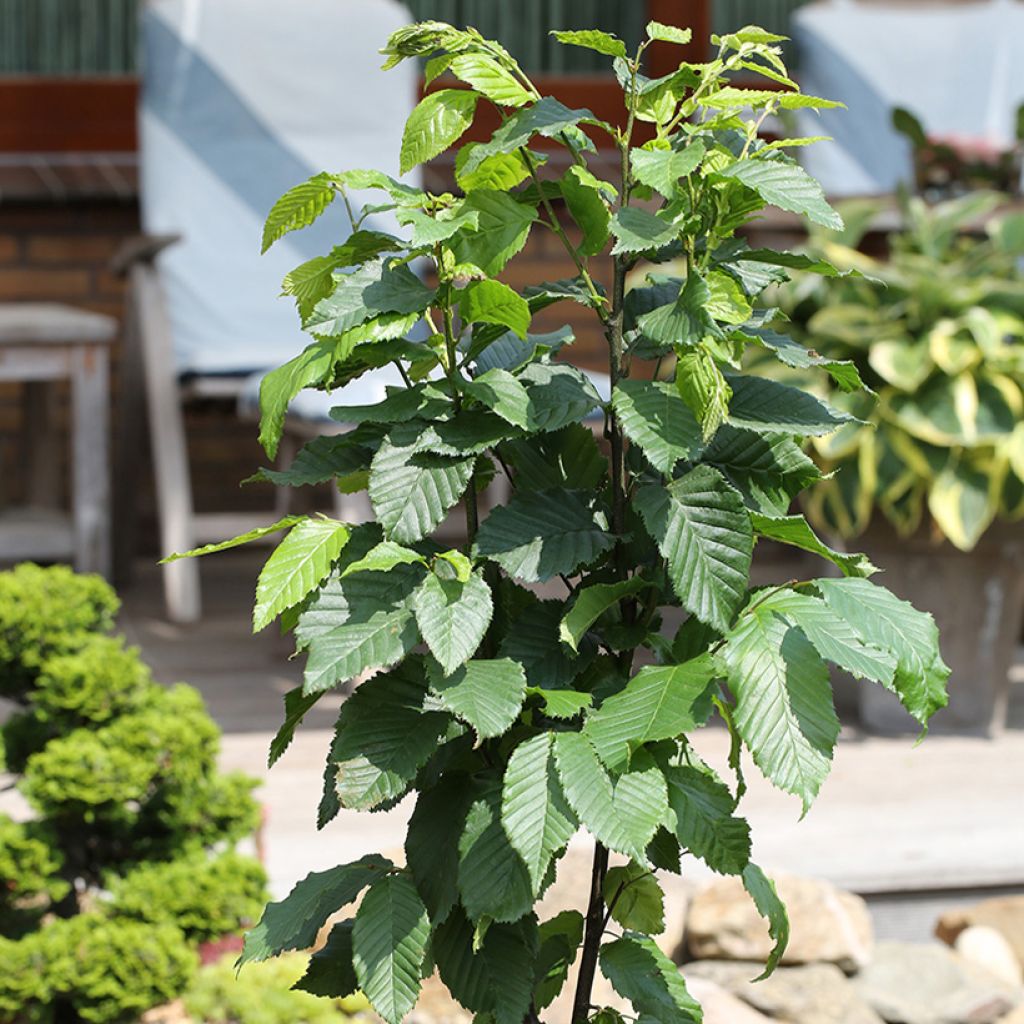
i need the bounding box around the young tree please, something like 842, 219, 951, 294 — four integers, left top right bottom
177, 20, 949, 1024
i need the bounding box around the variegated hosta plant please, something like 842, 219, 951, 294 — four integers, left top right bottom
173, 20, 949, 1024
772, 191, 1024, 551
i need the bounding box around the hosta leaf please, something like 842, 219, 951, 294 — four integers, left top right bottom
476, 489, 614, 582
294, 920, 358, 998
631, 143, 705, 199
501, 733, 577, 893
665, 765, 751, 874
452, 190, 538, 276
552, 28, 627, 58
370, 428, 475, 544
449, 53, 533, 107
717, 157, 843, 230
241, 855, 392, 963
400, 88, 479, 174
414, 570, 493, 674
262, 172, 336, 253
638, 271, 721, 347
815, 578, 949, 725
599, 934, 701, 1024
603, 863, 665, 934
459, 279, 531, 339
702, 426, 822, 516
928, 460, 996, 552
610, 207, 677, 255
559, 576, 650, 652
561, 165, 612, 256
612, 379, 703, 475
458, 781, 534, 923
723, 608, 839, 811
553, 733, 666, 864
253, 518, 350, 632
429, 658, 527, 740
353, 875, 430, 1024
743, 863, 790, 979
727, 374, 856, 436
324, 659, 450, 810
534, 911, 585, 1010
751, 513, 877, 578
584, 655, 718, 772
636, 466, 753, 632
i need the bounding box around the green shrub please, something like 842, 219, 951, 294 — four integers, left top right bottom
0, 563, 118, 696
0, 815, 68, 934
110, 851, 268, 944
184, 954, 370, 1024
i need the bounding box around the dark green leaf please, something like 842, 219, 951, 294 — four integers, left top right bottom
727, 373, 857, 436
603, 863, 665, 934
294, 920, 358, 998
559, 576, 650, 652
610, 207, 677, 255
269, 687, 323, 768
665, 765, 751, 874
612, 380, 703, 474
717, 157, 843, 230
638, 272, 721, 347
599, 933, 701, 1024
743, 863, 790, 978
534, 911, 584, 1010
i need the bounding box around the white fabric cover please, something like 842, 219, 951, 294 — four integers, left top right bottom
793, 0, 1024, 196
139, 0, 419, 376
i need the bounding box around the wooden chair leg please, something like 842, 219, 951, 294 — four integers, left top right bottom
132, 265, 201, 622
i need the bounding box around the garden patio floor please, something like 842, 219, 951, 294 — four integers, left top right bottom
117, 551, 1024, 941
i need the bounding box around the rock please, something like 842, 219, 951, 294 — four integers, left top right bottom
955, 927, 1023, 987
686, 960, 883, 1024
937, 898, 1024, 971
854, 941, 1021, 1024
685, 874, 874, 972
140, 1002, 191, 1024
684, 976, 775, 1024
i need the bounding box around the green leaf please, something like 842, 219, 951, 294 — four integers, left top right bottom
452, 190, 538, 276
459, 279, 531, 339
737, 323, 865, 392
702, 426, 822, 516
559, 577, 650, 652
742, 863, 790, 979
501, 733, 577, 894
731, 246, 862, 278
646, 21, 693, 45
638, 271, 721, 347
665, 765, 751, 874
323, 659, 450, 810
704, 88, 843, 111
500, 598, 596, 690
456, 146, 532, 192
553, 733, 666, 864
476, 489, 614, 583
516, 362, 602, 432
727, 374, 856, 436
610, 207, 677, 255
262, 172, 337, 253
258, 341, 339, 458
396, 205, 481, 247
342, 541, 427, 576
251, 435, 373, 488
429, 658, 527, 740
599, 934, 701, 1024
631, 142, 705, 198
815, 578, 949, 726
612, 379, 703, 475
552, 28, 627, 58
369, 427, 475, 544
636, 466, 753, 632
269, 687, 323, 768
527, 687, 593, 720
449, 53, 533, 107
534, 911, 584, 1010
400, 88, 480, 174
752, 513, 877, 578
161, 515, 302, 563
717, 157, 843, 230
294, 920, 358, 998
561, 166, 612, 256
253, 518, 350, 632
603, 863, 665, 934
241, 855, 392, 964
722, 607, 839, 811
676, 347, 733, 443
501, 423, 607, 492
353, 874, 430, 1024
414, 570, 493, 675
463, 368, 532, 429
458, 781, 534, 923
584, 656, 718, 772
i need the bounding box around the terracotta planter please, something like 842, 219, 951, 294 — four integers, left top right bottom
849, 520, 1024, 736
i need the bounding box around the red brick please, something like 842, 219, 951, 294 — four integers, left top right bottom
0, 268, 90, 299
27, 235, 120, 265
0, 235, 20, 263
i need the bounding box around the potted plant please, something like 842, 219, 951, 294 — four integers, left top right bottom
769, 192, 1024, 735
176, 19, 948, 1024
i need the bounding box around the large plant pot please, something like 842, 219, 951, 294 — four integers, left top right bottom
849, 521, 1024, 736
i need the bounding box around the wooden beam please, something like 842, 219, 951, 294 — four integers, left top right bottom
647, 0, 712, 79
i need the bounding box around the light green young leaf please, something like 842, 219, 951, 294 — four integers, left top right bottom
676, 347, 733, 442
449, 53, 533, 107
353, 874, 430, 1024
703, 88, 843, 111
459, 279, 531, 338
717, 157, 843, 231
551, 29, 627, 58
599, 934, 701, 1024
610, 207, 677, 255
161, 515, 303, 563
751, 513, 877, 578
636, 466, 753, 632
400, 88, 480, 174
665, 765, 751, 874
646, 21, 693, 45
253, 518, 350, 632
631, 142, 705, 198
240, 855, 393, 964
612, 379, 703, 475
743, 863, 790, 979
603, 863, 665, 934
429, 658, 527, 740
341, 541, 428, 576
638, 271, 721, 347
559, 576, 650, 652
413, 569, 493, 675
501, 733, 577, 894
456, 145, 533, 192
262, 172, 337, 253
